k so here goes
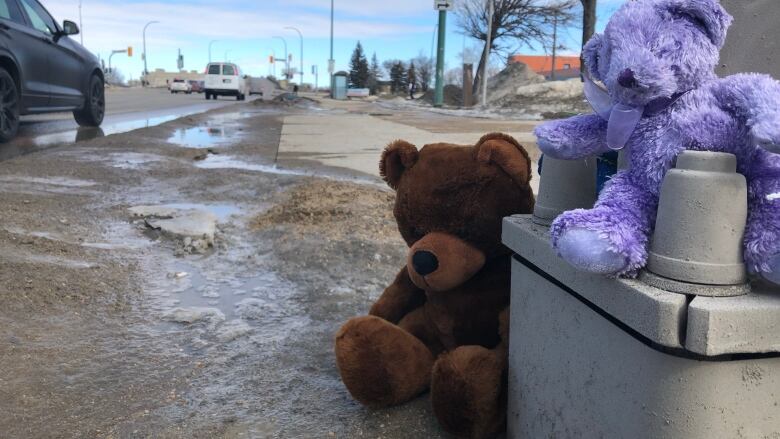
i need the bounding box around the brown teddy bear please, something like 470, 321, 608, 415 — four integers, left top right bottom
335, 133, 535, 438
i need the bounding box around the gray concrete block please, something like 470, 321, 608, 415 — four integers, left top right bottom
503, 215, 688, 349
687, 283, 780, 356
509, 259, 780, 439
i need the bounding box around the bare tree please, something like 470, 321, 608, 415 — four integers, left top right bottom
456, 0, 578, 95
580, 0, 597, 75
412, 52, 433, 92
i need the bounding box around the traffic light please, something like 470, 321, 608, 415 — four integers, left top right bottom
127, 46, 133, 57
269, 55, 274, 63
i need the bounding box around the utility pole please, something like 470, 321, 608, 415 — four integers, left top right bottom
551, 13, 558, 80
434, 1, 452, 107
142, 20, 159, 84
285, 27, 304, 86
208, 40, 219, 63
481, 0, 493, 106
78, 0, 83, 45
329, 0, 335, 97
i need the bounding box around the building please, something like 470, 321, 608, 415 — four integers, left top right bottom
509, 55, 581, 80
142, 69, 205, 88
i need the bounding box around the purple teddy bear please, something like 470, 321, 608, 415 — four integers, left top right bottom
535, 0, 780, 285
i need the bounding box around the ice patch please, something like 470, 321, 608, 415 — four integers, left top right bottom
215, 320, 254, 343
195, 155, 309, 176
164, 307, 226, 325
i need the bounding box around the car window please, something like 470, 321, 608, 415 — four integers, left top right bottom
208, 64, 221, 75
223, 65, 235, 76
0, 0, 24, 23
19, 0, 57, 35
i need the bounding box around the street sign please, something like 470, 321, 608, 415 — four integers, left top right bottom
434, 0, 454, 11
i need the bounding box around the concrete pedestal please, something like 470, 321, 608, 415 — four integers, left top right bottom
503, 216, 780, 438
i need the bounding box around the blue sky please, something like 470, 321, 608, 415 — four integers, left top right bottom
44, 0, 626, 84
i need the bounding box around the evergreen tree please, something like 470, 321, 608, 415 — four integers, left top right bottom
368, 52, 382, 95
348, 42, 370, 88
389, 61, 407, 93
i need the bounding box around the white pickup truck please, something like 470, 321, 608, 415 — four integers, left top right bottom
204, 63, 249, 101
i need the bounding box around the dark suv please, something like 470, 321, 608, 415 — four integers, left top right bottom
0, 0, 104, 142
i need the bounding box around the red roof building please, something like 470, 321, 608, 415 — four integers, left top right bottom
509, 55, 582, 80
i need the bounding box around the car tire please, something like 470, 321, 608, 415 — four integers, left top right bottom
73, 75, 105, 127
0, 67, 20, 143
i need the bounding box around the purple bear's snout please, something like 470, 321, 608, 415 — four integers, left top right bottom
617, 69, 638, 89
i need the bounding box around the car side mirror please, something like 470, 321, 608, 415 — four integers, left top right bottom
62, 20, 80, 36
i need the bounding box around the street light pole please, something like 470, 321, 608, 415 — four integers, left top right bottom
482, 0, 494, 107
273, 36, 289, 80
142, 20, 159, 84
285, 26, 304, 86
78, 0, 83, 45
208, 40, 219, 63
224, 50, 231, 62
329, 0, 334, 96
433, 8, 447, 107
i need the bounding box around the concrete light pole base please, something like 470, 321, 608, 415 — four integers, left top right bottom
532, 157, 597, 226
647, 151, 749, 290
503, 216, 780, 438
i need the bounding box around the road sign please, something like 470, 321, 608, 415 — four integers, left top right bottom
434, 0, 454, 11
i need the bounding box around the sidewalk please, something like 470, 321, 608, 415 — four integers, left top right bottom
277, 98, 543, 193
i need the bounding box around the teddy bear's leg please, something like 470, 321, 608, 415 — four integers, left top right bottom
744, 153, 780, 285
335, 315, 434, 407
553, 171, 658, 276
430, 309, 509, 439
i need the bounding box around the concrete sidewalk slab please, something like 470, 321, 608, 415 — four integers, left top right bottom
279, 113, 541, 193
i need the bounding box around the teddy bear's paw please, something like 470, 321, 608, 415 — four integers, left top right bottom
762, 253, 780, 285
557, 227, 628, 275
431, 346, 505, 439
335, 316, 434, 407
750, 119, 780, 154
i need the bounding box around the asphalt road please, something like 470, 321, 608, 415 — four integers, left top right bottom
1, 87, 253, 161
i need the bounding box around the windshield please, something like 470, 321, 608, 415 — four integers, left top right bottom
207, 64, 221, 74
223, 65, 236, 76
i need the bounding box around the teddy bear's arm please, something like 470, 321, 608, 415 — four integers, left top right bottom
369, 266, 425, 324
534, 114, 610, 160
712, 73, 780, 154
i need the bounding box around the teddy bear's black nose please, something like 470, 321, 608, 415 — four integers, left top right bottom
618, 68, 638, 88
412, 251, 439, 276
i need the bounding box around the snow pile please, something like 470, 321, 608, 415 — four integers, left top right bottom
495, 78, 590, 118
487, 62, 545, 103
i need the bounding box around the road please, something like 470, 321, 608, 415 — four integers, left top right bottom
0, 87, 253, 161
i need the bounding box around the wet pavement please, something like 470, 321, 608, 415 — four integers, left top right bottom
1, 88, 250, 162
0, 98, 454, 438
0, 93, 542, 438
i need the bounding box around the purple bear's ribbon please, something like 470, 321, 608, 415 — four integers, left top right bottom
583, 73, 687, 150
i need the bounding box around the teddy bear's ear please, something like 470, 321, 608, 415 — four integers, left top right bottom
582, 33, 604, 82
656, 0, 733, 48
380, 140, 419, 190
474, 133, 532, 188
